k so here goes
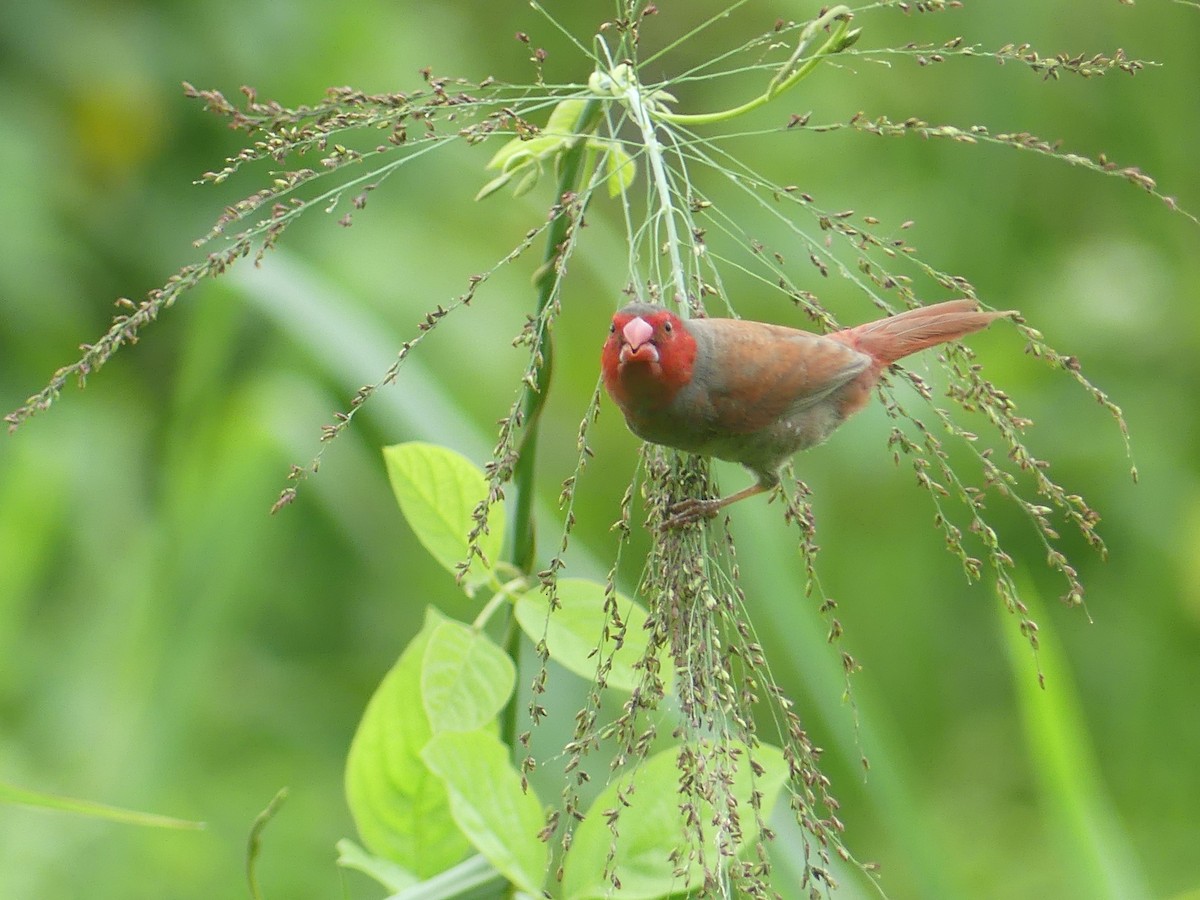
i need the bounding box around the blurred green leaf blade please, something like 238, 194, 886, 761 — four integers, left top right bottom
0, 780, 204, 830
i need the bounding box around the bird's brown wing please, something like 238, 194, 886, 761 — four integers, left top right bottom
690, 318, 871, 435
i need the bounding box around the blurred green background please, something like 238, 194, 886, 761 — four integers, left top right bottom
1, 1, 1197, 898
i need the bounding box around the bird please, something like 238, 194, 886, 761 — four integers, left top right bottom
600, 298, 1013, 525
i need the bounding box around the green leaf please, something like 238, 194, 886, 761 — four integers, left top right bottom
483, 135, 561, 176
474, 172, 512, 201
345, 608, 472, 876
483, 137, 526, 173
513, 578, 667, 694
511, 162, 542, 198
383, 443, 503, 592
479, 99, 589, 201
421, 619, 515, 733
561, 740, 787, 900
600, 143, 636, 198
497, 146, 536, 173
335, 839, 418, 893
543, 98, 588, 139
421, 730, 549, 895
999, 579, 1150, 899
484, 139, 537, 173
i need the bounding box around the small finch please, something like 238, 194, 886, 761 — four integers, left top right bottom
601, 299, 1012, 525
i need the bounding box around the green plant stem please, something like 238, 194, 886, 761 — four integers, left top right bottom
623, 77, 691, 314
655, 5, 854, 126
502, 100, 602, 751
247, 788, 289, 900
509, 98, 602, 575
472, 576, 530, 630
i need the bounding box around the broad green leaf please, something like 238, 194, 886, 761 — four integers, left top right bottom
383, 443, 503, 592
513, 578, 668, 694
345, 608, 471, 876
421, 730, 549, 895
561, 740, 787, 900
422, 619, 515, 733
335, 839, 418, 893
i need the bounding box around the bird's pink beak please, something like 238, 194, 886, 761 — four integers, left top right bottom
619, 316, 659, 364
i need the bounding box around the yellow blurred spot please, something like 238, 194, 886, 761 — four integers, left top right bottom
70, 78, 168, 184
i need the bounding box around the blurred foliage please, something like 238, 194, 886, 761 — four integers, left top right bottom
1, 1, 1198, 899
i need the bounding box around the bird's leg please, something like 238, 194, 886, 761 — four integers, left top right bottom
664, 479, 772, 529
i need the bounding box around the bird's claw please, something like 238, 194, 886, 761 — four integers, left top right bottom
662, 497, 720, 530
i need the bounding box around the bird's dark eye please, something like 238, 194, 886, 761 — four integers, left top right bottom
662, 321, 673, 333
609, 322, 616, 333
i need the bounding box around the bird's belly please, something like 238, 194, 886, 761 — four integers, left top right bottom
703, 407, 841, 470
626, 402, 842, 475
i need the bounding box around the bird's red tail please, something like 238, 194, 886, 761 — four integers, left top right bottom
838, 299, 1011, 365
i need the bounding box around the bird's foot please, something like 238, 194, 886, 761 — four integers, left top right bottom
662, 496, 721, 530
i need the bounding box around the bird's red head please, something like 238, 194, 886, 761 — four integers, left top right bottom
601, 303, 696, 412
